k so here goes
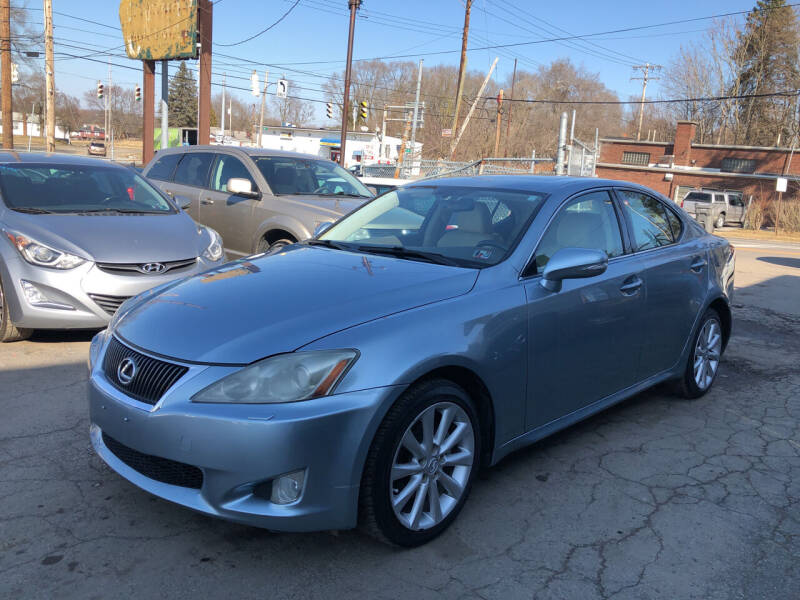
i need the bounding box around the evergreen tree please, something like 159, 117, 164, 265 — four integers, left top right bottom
168, 62, 198, 128
733, 0, 800, 145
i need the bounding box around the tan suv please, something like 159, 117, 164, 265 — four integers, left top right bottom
142, 146, 373, 256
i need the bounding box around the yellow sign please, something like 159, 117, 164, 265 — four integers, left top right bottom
119, 0, 198, 61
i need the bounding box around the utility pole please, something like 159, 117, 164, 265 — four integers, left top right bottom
503, 58, 517, 157
556, 111, 568, 175
220, 73, 225, 142
380, 104, 387, 160
108, 61, 113, 158
493, 89, 503, 157
409, 59, 423, 169
44, 0, 55, 152
197, 0, 212, 145
142, 60, 155, 163
161, 60, 168, 151
450, 0, 471, 149
631, 63, 661, 141
1, 0, 12, 149
339, 0, 362, 167
450, 56, 497, 160
257, 70, 268, 147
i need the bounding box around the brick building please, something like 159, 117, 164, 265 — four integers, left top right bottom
596, 121, 799, 204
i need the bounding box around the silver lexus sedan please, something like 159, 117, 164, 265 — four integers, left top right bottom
0, 153, 225, 341
88, 176, 735, 546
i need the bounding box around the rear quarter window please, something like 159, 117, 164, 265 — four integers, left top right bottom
146, 153, 182, 181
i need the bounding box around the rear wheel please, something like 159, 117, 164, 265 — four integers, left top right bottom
359, 379, 480, 547
677, 308, 723, 399
715, 213, 725, 229
0, 275, 32, 342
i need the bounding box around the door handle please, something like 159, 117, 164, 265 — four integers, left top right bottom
619, 276, 642, 295
690, 257, 707, 272
200, 198, 214, 205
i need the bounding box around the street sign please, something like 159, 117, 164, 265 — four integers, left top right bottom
10, 63, 17, 84
441, 128, 452, 137
776, 177, 788, 193
250, 71, 260, 96
119, 0, 199, 60
276, 79, 288, 99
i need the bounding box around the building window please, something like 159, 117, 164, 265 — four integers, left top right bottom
721, 157, 756, 173
622, 151, 650, 166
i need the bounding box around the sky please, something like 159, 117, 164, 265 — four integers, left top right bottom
15, 0, 760, 122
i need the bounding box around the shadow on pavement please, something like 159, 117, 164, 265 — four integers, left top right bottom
757, 256, 800, 269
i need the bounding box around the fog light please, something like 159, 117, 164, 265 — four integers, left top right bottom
20, 280, 73, 310
270, 469, 305, 505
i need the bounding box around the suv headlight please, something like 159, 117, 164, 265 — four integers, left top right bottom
192, 350, 358, 404
4, 231, 85, 269
202, 227, 224, 262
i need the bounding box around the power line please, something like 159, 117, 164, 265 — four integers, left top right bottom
216, 0, 300, 47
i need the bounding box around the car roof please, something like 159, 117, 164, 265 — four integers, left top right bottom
402, 175, 654, 196
0, 152, 123, 168
154, 145, 329, 161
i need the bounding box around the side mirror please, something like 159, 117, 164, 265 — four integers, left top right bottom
314, 222, 333, 237
366, 185, 378, 196
540, 247, 608, 292
227, 177, 260, 198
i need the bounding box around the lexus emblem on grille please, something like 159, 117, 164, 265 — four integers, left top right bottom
117, 357, 138, 386
139, 262, 167, 274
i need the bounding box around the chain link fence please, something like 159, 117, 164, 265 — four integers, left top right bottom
362, 157, 556, 180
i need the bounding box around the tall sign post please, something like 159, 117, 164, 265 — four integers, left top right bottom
119, 0, 207, 162
339, 0, 362, 168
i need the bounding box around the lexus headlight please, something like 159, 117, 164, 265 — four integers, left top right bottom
192, 350, 358, 404
4, 231, 85, 269
202, 227, 224, 262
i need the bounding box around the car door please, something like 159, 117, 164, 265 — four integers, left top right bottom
143, 152, 185, 208
727, 194, 745, 223
201, 153, 261, 256
164, 152, 215, 221
522, 189, 647, 431
615, 188, 707, 380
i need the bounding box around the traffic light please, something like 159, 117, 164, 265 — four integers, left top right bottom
97, 81, 104, 99
326, 102, 333, 119
359, 100, 368, 121
134, 85, 141, 102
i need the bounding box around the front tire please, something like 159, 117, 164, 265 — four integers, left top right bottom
359, 379, 481, 547
256, 236, 295, 255
677, 308, 723, 399
0, 275, 32, 342
715, 213, 725, 229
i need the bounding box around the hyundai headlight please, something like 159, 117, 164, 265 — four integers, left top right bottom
4, 231, 85, 269
202, 227, 224, 262
192, 350, 358, 404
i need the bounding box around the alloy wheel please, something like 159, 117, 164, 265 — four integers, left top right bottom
693, 319, 722, 390
390, 401, 475, 531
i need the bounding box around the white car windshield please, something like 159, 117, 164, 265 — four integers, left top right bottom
317, 185, 546, 268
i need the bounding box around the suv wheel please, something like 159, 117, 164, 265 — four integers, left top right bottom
715, 213, 725, 229
257, 236, 295, 255
359, 379, 480, 547
0, 275, 32, 342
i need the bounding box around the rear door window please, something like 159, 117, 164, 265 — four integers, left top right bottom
618, 190, 677, 251
146, 153, 182, 181
172, 153, 214, 188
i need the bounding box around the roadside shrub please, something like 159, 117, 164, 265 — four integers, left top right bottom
773, 199, 800, 233
744, 196, 767, 231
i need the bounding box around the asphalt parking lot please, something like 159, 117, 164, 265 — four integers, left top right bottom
1, 240, 798, 600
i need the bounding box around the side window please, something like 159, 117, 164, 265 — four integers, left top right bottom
713, 194, 725, 204
618, 190, 676, 251
211, 155, 257, 192
146, 153, 182, 181
664, 207, 683, 240
173, 153, 214, 188
534, 190, 624, 272
729, 195, 743, 207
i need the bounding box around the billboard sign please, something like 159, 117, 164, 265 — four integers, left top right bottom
120, 0, 199, 60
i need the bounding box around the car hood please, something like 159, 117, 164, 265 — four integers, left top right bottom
0, 210, 204, 263
115, 245, 478, 364
279, 194, 368, 220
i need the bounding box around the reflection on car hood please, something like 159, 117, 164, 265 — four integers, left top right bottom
278, 194, 368, 220
115, 245, 479, 364
0, 211, 202, 263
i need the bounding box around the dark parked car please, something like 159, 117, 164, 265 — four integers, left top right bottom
89, 176, 734, 546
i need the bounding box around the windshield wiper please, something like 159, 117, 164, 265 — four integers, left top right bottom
317, 192, 372, 198
11, 207, 53, 214
70, 208, 164, 215
354, 245, 461, 266
304, 239, 353, 251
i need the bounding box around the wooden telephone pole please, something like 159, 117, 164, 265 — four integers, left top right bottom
44, 0, 55, 152
631, 63, 661, 141
1, 0, 12, 149
450, 0, 472, 152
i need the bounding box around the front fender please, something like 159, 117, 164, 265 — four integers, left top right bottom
251, 215, 310, 252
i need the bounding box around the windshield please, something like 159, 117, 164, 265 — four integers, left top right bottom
253, 156, 372, 198
0, 164, 175, 214
318, 185, 546, 268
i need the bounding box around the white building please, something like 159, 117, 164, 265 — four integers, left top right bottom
256, 125, 422, 169
0, 112, 70, 140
